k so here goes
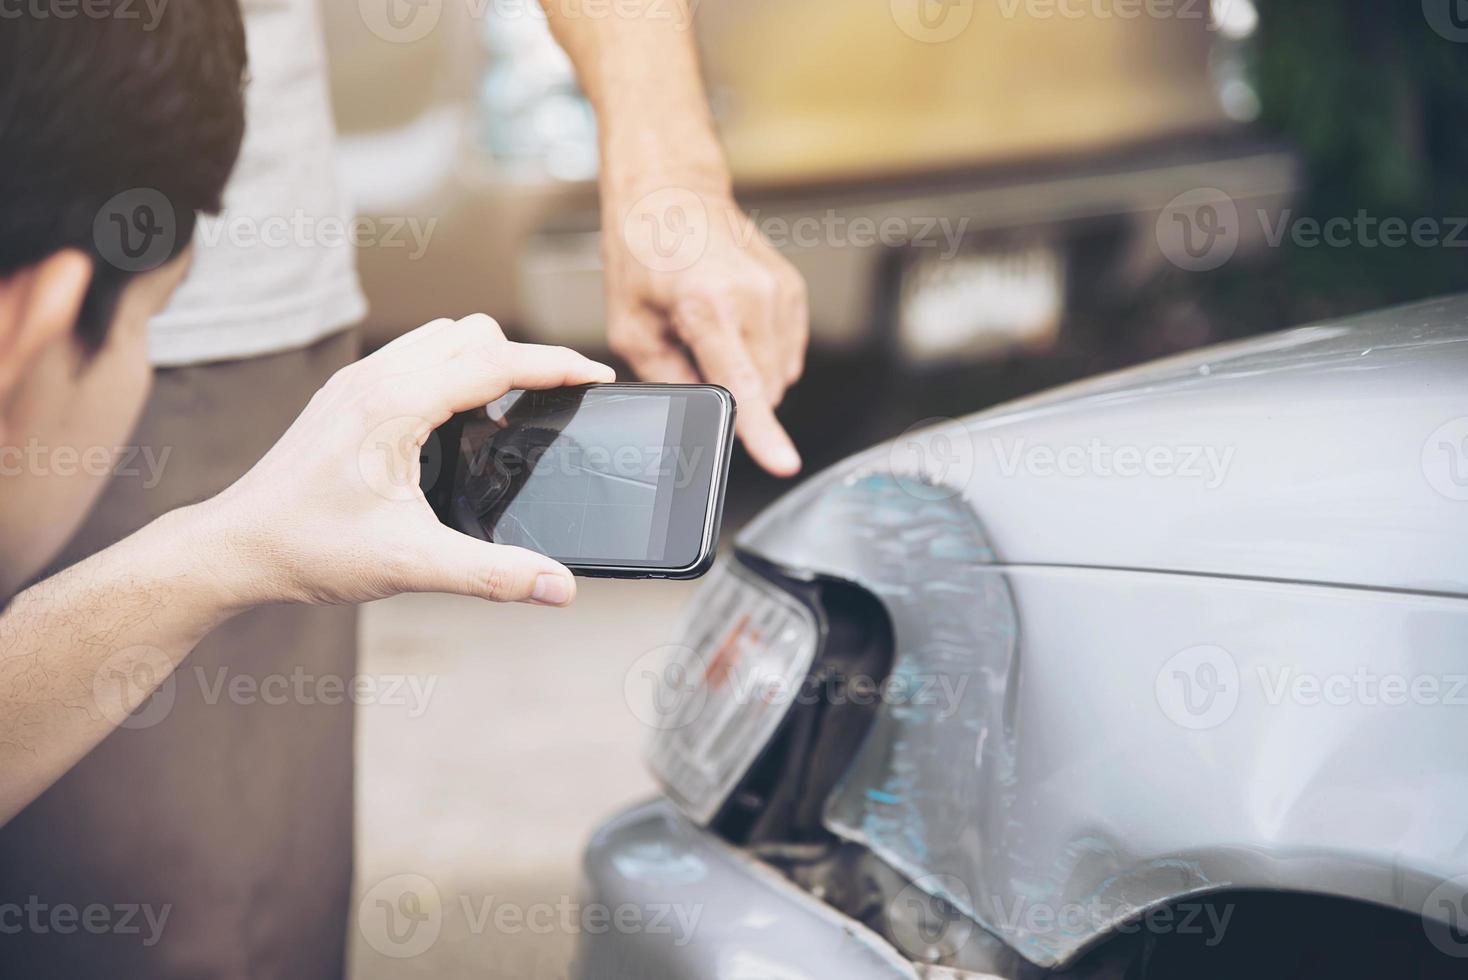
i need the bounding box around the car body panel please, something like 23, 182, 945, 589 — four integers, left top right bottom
743, 295, 1468, 598
571, 800, 921, 980
726, 296, 1468, 966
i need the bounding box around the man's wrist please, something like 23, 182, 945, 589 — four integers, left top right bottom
147, 501, 276, 618
599, 134, 733, 205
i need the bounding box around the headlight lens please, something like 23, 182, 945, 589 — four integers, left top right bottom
645, 559, 820, 824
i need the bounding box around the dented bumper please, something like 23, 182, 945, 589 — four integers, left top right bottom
570, 800, 919, 980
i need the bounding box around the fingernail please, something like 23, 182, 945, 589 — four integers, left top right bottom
532, 574, 573, 606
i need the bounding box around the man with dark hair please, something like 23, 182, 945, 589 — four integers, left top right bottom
0, 0, 247, 352
0, 2, 616, 975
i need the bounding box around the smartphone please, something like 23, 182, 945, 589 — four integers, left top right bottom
421, 384, 736, 579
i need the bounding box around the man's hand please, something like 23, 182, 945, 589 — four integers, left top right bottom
0, 315, 609, 823
604, 184, 808, 477
199, 314, 615, 609
534, 0, 810, 477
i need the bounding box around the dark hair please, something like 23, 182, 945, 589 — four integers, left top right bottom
0, 0, 248, 351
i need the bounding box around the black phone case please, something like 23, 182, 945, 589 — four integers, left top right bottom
421, 384, 735, 580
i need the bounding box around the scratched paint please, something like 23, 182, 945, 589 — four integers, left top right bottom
733, 314, 1468, 968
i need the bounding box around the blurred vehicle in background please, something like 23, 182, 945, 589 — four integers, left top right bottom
319, 0, 1304, 511
322, 0, 1293, 368
572, 293, 1468, 980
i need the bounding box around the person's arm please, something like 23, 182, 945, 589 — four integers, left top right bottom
0, 506, 250, 822
0, 315, 612, 825
540, 0, 809, 477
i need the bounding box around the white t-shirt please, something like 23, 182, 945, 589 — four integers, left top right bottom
148, 0, 366, 367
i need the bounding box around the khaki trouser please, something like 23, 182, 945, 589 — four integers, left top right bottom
0, 330, 360, 979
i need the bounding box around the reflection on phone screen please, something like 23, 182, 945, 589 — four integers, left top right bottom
450, 389, 688, 563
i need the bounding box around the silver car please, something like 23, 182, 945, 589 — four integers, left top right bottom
573, 295, 1468, 979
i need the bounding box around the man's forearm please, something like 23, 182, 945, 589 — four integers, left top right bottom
0, 503, 248, 825
540, 0, 730, 197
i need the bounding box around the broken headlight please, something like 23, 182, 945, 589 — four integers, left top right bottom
643, 559, 820, 824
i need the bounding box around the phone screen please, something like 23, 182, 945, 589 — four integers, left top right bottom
428, 386, 731, 572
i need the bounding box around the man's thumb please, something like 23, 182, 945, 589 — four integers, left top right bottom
424, 528, 577, 606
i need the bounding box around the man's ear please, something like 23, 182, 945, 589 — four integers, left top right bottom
0, 250, 94, 404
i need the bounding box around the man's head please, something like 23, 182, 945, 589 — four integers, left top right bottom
0, 0, 248, 598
